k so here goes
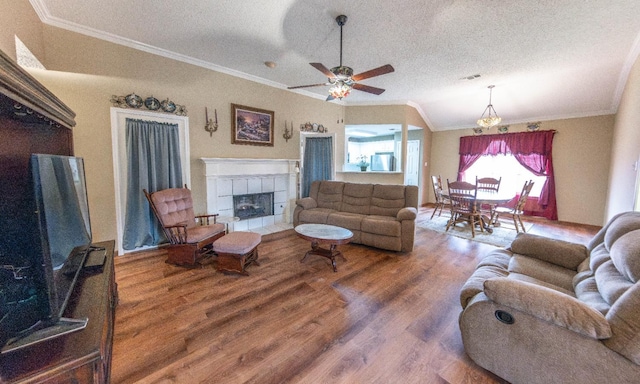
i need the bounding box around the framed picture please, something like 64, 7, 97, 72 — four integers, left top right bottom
231, 104, 274, 146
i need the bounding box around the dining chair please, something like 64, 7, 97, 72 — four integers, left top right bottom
476, 176, 502, 219
430, 175, 450, 219
476, 176, 502, 192
491, 180, 534, 233
446, 179, 484, 238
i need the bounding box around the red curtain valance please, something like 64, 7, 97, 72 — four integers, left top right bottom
459, 130, 555, 156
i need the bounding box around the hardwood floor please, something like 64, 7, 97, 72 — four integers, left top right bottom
111, 207, 601, 383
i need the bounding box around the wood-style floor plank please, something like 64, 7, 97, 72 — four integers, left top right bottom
111, 207, 600, 383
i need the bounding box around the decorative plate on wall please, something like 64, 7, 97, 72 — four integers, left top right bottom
125, 93, 143, 108
144, 97, 160, 111
527, 122, 541, 131
161, 98, 176, 113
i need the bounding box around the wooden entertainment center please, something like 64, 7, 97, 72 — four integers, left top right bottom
0, 242, 117, 383
0, 49, 117, 382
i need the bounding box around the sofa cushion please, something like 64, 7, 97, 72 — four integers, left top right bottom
508, 273, 575, 296
510, 233, 588, 270
574, 276, 611, 315
361, 215, 401, 237
508, 255, 576, 292
604, 283, 640, 365
609, 230, 640, 283
596, 260, 634, 305
327, 212, 364, 231
604, 214, 640, 251
589, 243, 611, 272
316, 181, 344, 210
341, 183, 373, 215
370, 184, 407, 217
477, 249, 512, 269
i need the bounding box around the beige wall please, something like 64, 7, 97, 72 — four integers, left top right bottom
0, 0, 44, 62
606, 55, 640, 221
428, 115, 614, 226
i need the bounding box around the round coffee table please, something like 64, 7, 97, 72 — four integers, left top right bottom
294, 224, 353, 272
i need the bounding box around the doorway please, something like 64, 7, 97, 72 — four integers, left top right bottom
110, 108, 190, 255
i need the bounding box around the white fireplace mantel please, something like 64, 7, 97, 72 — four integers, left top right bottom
201, 157, 297, 177
200, 158, 298, 229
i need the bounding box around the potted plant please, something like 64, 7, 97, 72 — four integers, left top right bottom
356, 155, 369, 172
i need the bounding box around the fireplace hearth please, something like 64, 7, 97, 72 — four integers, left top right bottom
233, 192, 274, 220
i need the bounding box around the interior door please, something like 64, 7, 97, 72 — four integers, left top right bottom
405, 140, 420, 186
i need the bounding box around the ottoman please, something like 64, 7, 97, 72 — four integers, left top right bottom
213, 232, 261, 275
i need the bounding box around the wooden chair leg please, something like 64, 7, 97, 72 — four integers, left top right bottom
512, 215, 520, 233
469, 215, 476, 238
430, 203, 439, 219
517, 214, 526, 233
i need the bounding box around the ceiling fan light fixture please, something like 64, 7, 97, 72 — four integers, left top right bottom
477, 85, 502, 128
329, 81, 352, 100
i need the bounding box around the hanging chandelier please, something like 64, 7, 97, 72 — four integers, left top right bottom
476, 85, 502, 128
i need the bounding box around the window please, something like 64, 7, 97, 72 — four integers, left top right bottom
463, 154, 547, 197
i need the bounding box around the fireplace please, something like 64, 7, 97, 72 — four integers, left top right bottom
233, 192, 274, 220
201, 158, 298, 231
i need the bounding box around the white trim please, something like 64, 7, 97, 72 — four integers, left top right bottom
110, 107, 190, 256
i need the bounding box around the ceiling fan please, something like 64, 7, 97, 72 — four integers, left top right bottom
288, 15, 395, 101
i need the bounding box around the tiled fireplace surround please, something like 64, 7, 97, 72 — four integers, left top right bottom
201, 158, 297, 233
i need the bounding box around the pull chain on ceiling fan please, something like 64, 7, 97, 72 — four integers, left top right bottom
288, 15, 395, 101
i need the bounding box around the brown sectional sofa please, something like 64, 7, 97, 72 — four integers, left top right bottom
293, 181, 418, 252
459, 211, 640, 384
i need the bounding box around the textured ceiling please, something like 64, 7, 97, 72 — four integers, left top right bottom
30, 0, 640, 131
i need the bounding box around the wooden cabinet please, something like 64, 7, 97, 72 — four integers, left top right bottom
0, 49, 116, 383
0, 241, 117, 383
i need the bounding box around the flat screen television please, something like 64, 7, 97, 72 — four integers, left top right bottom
0, 154, 93, 353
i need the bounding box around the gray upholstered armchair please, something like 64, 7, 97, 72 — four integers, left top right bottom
459, 211, 640, 384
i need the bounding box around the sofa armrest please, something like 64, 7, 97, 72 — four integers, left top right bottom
509, 233, 588, 270
483, 277, 611, 339
296, 197, 317, 210
397, 207, 417, 221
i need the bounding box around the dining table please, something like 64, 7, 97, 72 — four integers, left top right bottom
442, 190, 516, 233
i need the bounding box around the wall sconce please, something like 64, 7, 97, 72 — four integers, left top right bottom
205, 107, 218, 136
283, 120, 293, 142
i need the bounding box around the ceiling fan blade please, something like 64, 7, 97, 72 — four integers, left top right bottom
310, 63, 336, 79
287, 83, 328, 90
351, 64, 395, 82
352, 83, 386, 95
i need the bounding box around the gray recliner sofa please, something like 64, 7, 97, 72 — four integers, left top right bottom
293, 181, 418, 252
459, 211, 640, 384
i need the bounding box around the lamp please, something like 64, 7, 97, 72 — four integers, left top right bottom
476, 85, 502, 129
328, 80, 351, 100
